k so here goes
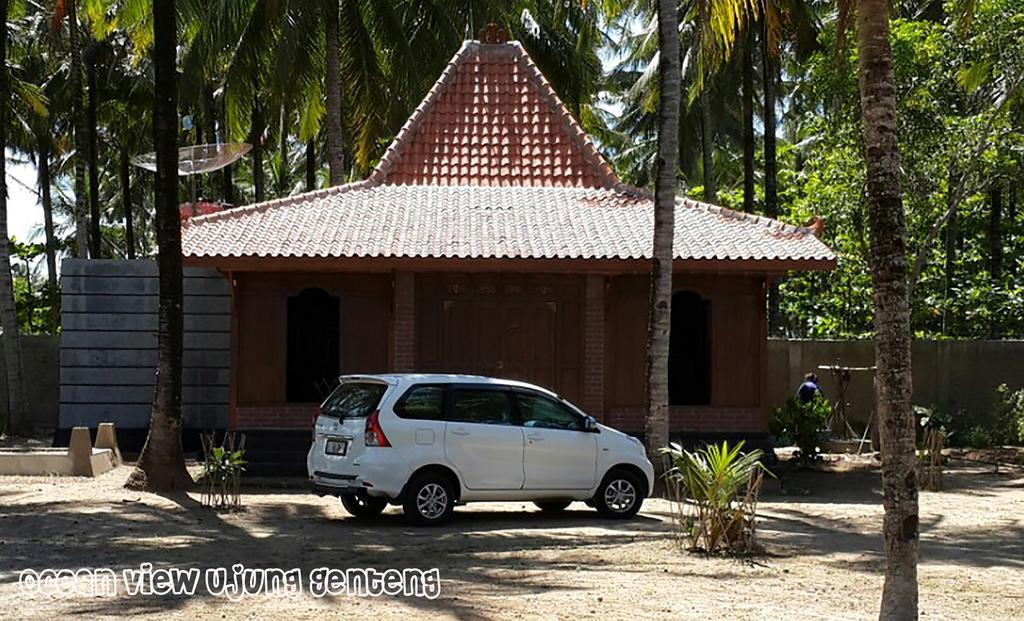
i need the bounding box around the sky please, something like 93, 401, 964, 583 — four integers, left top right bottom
6, 156, 46, 243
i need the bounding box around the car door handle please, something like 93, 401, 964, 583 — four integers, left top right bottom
450, 428, 470, 436
526, 433, 543, 442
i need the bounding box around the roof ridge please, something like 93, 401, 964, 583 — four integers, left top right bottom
507, 41, 620, 189
182, 180, 374, 227
367, 41, 474, 185
367, 39, 623, 188
679, 198, 816, 236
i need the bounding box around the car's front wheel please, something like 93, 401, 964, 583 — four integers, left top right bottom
594, 469, 643, 519
402, 473, 456, 526
340, 493, 389, 518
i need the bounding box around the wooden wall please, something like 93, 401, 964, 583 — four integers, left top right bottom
414, 274, 585, 403
234, 273, 391, 406
605, 273, 766, 411
60, 259, 230, 429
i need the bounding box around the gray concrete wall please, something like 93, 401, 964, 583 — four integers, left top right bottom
768, 339, 1024, 429
0, 335, 60, 431
59, 259, 230, 430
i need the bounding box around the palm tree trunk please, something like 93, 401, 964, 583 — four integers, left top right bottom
942, 165, 957, 335
87, 51, 102, 257
126, 0, 191, 491
67, 0, 90, 258
324, 0, 345, 186
763, 21, 780, 335
306, 139, 316, 191
38, 141, 58, 289
219, 92, 235, 206
762, 23, 778, 219
203, 83, 218, 202
121, 144, 136, 259
278, 104, 289, 195
989, 184, 1003, 338
252, 104, 265, 203
0, 0, 26, 434
644, 0, 680, 466
742, 26, 755, 213
855, 0, 918, 617
699, 85, 716, 204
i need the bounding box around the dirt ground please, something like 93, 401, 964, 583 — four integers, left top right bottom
0, 461, 1021, 620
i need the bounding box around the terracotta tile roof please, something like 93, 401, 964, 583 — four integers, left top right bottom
183, 185, 834, 264
369, 40, 620, 189
181, 37, 836, 269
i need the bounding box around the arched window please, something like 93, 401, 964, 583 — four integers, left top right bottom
668, 291, 711, 405
287, 288, 340, 403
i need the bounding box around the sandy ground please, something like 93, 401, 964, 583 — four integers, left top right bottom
0, 461, 1022, 620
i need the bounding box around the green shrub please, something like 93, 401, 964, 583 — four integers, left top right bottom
961, 426, 993, 449
992, 384, 1024, 446
661, 441, 771, 554
771, 393, 831, 462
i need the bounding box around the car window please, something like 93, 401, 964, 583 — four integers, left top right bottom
394, 385, 446, 420
516, 392, 583, 431
320, 382, 387, 419
448, 389, 514, 426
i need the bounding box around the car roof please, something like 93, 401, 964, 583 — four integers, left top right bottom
339, 373, 560, 396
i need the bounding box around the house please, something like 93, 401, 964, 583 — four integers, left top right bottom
180, 27, 835, 448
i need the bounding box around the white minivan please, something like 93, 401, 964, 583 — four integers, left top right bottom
307, 374, 654, 525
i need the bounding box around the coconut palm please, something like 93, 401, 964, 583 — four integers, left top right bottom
0, 0, 28, 434
842, 0, 918, 615
126, 0, 191, 491
55, 0, 91, 257
644, 0, 681, 465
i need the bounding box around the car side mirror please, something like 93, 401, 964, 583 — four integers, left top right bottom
583, 416, 600, 433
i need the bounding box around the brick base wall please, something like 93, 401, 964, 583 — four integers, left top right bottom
237, 404, 319, 429
393, 272, 415, 372
582, 275, 605, 419
605, 406, 766, 436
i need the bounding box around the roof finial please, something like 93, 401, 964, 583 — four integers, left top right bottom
477, 23, 508, 44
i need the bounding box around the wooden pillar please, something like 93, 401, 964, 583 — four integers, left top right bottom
227, 271, 239, 430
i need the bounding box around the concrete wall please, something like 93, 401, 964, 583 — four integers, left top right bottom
59, 259, 230, 430
768, 339, 1024, 428
0, 335, 60, 431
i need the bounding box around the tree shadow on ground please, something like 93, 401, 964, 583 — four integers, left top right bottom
759, 467, 1024, 573
0, 480, 673, 620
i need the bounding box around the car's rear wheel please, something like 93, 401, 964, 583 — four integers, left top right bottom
534, 500, 572, 512
402, 473, 456, 526
340, 493, 388, 518
594, 469, 643, 519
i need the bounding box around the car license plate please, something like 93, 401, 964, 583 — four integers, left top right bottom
325, 438, 348, 456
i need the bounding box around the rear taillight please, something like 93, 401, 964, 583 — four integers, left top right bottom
364, 410, 391, 447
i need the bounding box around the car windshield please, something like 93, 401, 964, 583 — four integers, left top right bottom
320, 382, 387, 419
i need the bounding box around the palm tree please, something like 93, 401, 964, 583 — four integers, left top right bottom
324, 0, 344, 186
86, 40, 103, 257
126, 0, 191, 491
741, 25, 754, 212
0, 0, 27, 434
644, 0, 681, 464
62, 0, 90, 258
848, 0, 918, 616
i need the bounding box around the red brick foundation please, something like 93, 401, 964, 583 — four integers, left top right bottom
236, 404, 319, 429
393, 272, 415, 372
605, 406, 766, 435
582, 275, 605, 419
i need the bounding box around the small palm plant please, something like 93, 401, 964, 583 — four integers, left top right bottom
199, 432, 247, 510
661, 441, 771, 554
